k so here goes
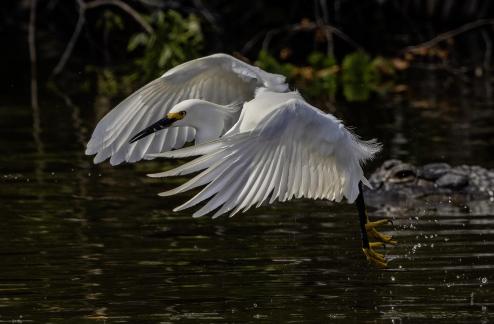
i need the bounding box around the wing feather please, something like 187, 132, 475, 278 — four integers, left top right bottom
86, 54, 288, 165
150, 98, 381, 217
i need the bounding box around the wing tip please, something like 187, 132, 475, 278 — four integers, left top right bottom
93, 154, 106, 165
158, 190, 174, 197
191, 210, 206, 218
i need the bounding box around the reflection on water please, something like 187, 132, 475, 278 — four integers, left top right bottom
0, 90, 493, 322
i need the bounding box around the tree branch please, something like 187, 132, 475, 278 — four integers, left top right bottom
404, 19, 494, 53
261, 21, 364, 54
29, 0, 38, 109
52, 0, 153, 76
53, 0, 86, 75
85, 0, 153, 34
29, 0, 45, 172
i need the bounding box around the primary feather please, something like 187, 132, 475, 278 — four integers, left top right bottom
147, 91, 381, 218
85, 53, 288, 165
86, 53, 380, 218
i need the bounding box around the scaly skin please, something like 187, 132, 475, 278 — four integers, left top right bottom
356, 182, 396, 268
362, 219, 396, 268
366, 219, 398, 245
363, 246, 387, 268
364, 160, 494, 208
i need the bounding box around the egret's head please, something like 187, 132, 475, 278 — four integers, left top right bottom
129, 99, 225, 144
129, 110, 186, 143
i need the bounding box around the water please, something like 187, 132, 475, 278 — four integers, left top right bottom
1, 90, 494, 322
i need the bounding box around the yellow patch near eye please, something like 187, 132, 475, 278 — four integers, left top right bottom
167, 112, 185, 120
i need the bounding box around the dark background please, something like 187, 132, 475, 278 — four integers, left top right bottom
4, 0, 494, 100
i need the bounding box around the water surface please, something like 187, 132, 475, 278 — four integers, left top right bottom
1, 91, 494, 322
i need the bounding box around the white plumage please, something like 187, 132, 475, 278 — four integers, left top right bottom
86, 53, 287, 165
86, 53, 381, 218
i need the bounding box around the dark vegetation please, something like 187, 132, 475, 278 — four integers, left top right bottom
4, 0, 494, 107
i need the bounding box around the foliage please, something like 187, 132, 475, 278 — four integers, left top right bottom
305, 52, 338, 98
255, 50, 296, 77
96, 10, 125, 33
256, 50, 394, 102
256, 50, 339, 99
127, 10, 203, 83
56, 7, 397, 103
84, 9, 204, 98
341, 51, 378, 102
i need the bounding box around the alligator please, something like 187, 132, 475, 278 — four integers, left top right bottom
363, 159, 494, 210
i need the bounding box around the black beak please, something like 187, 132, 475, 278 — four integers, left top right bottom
129, 117, 175, 144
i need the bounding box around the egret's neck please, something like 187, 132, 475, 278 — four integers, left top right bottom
195, 122, 223, 144
177, 99, 241, 144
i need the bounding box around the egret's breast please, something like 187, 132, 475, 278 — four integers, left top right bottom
239, 91, 302, 132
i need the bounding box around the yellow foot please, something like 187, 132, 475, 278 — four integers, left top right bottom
363, 247, 387, 268
366, 219, 397, 245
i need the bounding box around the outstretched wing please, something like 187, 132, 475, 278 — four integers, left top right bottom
85, 53, 287, 165
148, 99, 381, 218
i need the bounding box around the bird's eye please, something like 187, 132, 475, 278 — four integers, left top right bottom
180, 111, 186, 116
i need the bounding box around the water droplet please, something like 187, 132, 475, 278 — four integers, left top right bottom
481, 277, 488, 284
390, 276, 395, 282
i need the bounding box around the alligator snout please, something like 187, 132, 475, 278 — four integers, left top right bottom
365, 159, 493, 207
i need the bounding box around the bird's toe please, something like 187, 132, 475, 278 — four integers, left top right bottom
363, 247, 388, 268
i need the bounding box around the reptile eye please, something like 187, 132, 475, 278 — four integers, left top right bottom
394, 169, 415, 179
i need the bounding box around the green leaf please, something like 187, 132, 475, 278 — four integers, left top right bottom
127, 33, 148, 51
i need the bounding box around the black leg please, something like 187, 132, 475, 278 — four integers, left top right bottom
356, 181, 393, 268
355, 181, 370, 249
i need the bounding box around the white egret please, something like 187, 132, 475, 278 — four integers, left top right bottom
86, 53, 396, 267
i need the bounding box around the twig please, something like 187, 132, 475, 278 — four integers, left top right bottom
404, 19, 494, 52
29, 0, 45, 184
318, 0, 333, 57
411, 62, 470, 82
53, 0, 85, 75
85, 0, 153, 34
261, 26, 285, 51
261, 21, 364, 53
193, 0, 220, 32
323, 25, 363, 52
28, 0, 38, 109
482, 30, 492, 72
52, 0, 153, 76
241, 30, 265, 54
